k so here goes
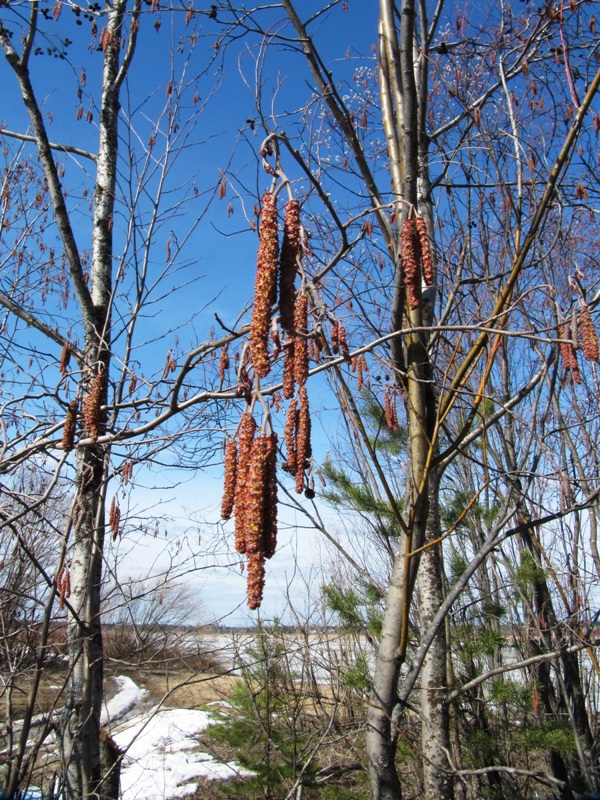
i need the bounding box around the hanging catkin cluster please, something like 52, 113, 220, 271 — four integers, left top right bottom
330, 319, 351, 360
279, 199, 301, 330
401, 216, 434, 310
221, 413, 278, 609
83, 369, 105, 444
579, 303, 599, 362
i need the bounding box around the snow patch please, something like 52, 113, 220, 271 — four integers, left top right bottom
102, 675, 149, 725
113, 706, 252, 800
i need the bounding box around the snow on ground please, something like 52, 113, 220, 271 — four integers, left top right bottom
101, 675, 149, 725
108, 680, 251, 800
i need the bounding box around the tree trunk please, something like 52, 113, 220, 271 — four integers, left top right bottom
419, 470, 453, 800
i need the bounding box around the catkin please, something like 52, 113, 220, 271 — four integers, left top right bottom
294, 292, 309, 386
250, 192, 279, 378
401, 218, 421, 310
559, 324, 581, 384
284, 399, 298, 475
283, 339, 295, 399
263, 433, 278, 560
83, 369, 105, 444
356, 354, 366, 392
580, 303, 599, 362
109, 496, 121, 541
338, 323, 351, 362
219, 347, 230, 383
62, 400, 78, 452
234, 413, 257, 554
244, 436, 270, 556
59, 342, 72, 376
279, 199, 301, 330
246, 551, 266, 610
384, 387, 399, 431
295, 386, 311, 494
331, 320, 340, 355
221, 437, 237, 520
415, 216, 434, 286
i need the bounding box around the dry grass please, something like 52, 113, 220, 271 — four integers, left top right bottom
136, 669, 242, 709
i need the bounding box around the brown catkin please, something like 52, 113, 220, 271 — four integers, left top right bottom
219, 347, 230, 383
284, 399, 298, 475
338, 324, 351, 362
295, 385, 311, 494
279, 199, 301, 330
384, 387, 399, 431
330, 320, 340, 355
283, 339, 295, 399
293, 292, 309, 386
109, 496, 121, 541
122, 459, 133, 485
309, 334, 322, 364
221, 437, 238, 520
234, 413, 257, 553
246, 551, 266, 610
244, 436, 270, 555
559, 323, 581, 383
356, 354, 365, 392
250, 192, 279, 378
263, 433, 278, 560
580, 303, 599, 362
401, 218, 421, 310
62, 399, 78, 452
415, 216, 434, 286
83, 369, 105, 444
59, 342, 72, 376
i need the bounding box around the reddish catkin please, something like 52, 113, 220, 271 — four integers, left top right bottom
234, 413, 257, 554
293, 292, 309, 386
580, 303, 599, 362
559, 324, 581, 384
309, 333, 322, 364
109, 497, 121, 541
279, 199, 301, 330
401, 218, 421, 310
246, 551, 266, 610
83, 369, 105, 444
384, 387, 399, 431
221, 437, 238, 520
62, 399, 78, 452
244, 436, 270, 556
415, 216, 434, 286
59, 342, 72, 376
330, 320, 340, 355
283, 339, 295, 399
284, 399, 298, 476
219, 347, 230, 383
356, 354, 366, 392
337, 323, 351, 362
250, 192, 279, 378
295, 386, 311, 494
263, 433, 278, 560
